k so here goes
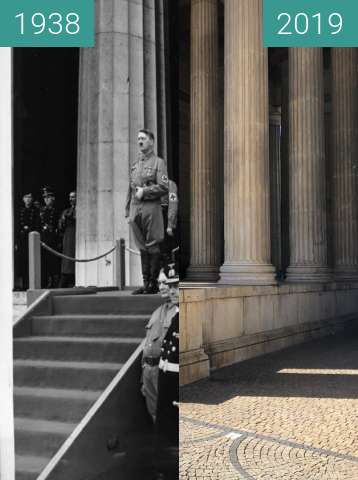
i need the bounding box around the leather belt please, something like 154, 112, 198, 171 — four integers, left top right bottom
143, 356, 160, 367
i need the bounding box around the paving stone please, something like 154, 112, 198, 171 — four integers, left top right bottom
180, 331, 358, 479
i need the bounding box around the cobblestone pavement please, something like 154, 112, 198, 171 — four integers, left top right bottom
180, 330, 358, 479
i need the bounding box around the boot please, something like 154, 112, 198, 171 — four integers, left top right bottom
147, 252, 161, 294
132, 250, 150, 295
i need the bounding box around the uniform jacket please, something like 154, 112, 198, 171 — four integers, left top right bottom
40, 206, 59, 237
142, 302, 177, 362
17, 205, 40, 237
125, 150, 169, 216
159, 308, 179, 368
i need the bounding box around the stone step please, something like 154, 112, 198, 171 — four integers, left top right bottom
15, 417, 76, 457
14, 336, 142, 363
16, 454, 50, 480
52, 294, 163, 315
14, 386, 100, 422
31, 314, 148, 337
14, 359, 122, 390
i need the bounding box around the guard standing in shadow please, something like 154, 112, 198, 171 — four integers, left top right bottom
58, 191, 76, 288
125, 129, 169, 295
40, 189, 60, 288
160, 179, 179, 272
15, 192, 40, 290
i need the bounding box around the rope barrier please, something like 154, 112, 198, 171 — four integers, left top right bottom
41, 240, 179, 263
41, 241, 116, 263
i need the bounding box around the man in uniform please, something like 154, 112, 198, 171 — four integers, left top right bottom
15, 192, 40, 290
39, 189, 60, 288
160, 179, 179, 272
125, 129, 169, 294
141, 270, 177, 422
154, 273, 179, 479
58, 191, 76, 288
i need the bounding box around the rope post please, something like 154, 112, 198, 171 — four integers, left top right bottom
29, 231, 41, 290
116, 238, 126, 290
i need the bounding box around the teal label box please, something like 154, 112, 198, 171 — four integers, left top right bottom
0, 0, 94, 47
264, 0, 358, 47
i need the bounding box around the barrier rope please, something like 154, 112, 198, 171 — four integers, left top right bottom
41, 241, 116, 263
41, 241, 179, 262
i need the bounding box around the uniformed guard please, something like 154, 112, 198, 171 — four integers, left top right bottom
154, 273, 179, 479
160, 179, 179, 272
156, 274, 179, 443
58, 191, 76, 288
15, 192, 40, 290
125, 129, 169, 295
39, 189, 60, 288
141, 270, 177, 422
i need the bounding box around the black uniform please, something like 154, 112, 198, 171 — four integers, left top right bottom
39, 205, 60, 288
15, 205, 40, 290
156, 310, 179, 444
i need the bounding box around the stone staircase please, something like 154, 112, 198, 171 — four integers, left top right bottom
14, 293, 163, 480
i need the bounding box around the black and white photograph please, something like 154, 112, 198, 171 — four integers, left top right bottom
2, 1, 181, 479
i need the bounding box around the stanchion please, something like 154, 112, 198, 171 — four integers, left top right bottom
116, 239, 126, 290
28, 231, 41, 290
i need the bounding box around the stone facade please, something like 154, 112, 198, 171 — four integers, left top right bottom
76, 0, 167, 287
180, 1, 358, 384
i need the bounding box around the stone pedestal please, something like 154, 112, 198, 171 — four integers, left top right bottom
331, 48, 358, 281
186, 0, 221, 282
286, 48, 330, 283
76, 0, 163, 287
219, 0, 275, 285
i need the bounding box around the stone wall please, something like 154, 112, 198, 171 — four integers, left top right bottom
180, 283, 358, 385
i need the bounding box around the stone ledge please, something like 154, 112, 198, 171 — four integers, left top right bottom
207, 314, 357, 371
180, 349, 210, 386
180, 281, 358, 303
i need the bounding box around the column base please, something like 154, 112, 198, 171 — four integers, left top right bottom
185, 265, 220, 282
286, 265, 332, 283
219, 262, 276, 285
334, 265, 358, 282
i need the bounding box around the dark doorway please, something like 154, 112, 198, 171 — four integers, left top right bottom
13, 47, 79, 211
13, 47, 79, 288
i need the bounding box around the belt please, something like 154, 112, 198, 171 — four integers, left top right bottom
159, 358, 179, 373
143, 356, 160, 367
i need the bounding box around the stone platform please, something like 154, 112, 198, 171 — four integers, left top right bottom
180, 282, 358, 385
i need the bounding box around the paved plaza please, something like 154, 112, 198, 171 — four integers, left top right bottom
180, 329, 358, 480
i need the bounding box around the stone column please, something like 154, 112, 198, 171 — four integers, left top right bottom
219, 0, 275, 285
331, 48, 358, 281
76, 0, 160, 287
186, 0, 221, 281
269, 108, 282, 276
286, 48, 330, 282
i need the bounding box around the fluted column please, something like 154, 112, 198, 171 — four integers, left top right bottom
187, 0, 221, 281
219, 0, 275, 285
286, 48, 330, 282
331, 48, 358, 281
76, 0, 161, 287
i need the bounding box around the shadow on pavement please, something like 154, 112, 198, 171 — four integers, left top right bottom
180, 327, 358, 404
